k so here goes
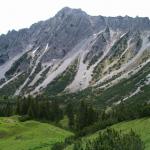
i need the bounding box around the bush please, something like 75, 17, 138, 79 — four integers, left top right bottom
73, 129, 145, 150
51, 136, 76, 150
51, 142, 64, 150
18, 115, 31, 122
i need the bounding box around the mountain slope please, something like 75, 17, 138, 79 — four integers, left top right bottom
66, 117, 150, 150
0, 7, 150, 104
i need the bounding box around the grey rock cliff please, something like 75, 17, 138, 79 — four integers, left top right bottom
0, 7, 150, 65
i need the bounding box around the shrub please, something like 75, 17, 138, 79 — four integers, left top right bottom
73, 129, 145, 150
18, 115, 31, 122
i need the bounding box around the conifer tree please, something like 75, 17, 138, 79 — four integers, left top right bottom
66, 102, 75, 128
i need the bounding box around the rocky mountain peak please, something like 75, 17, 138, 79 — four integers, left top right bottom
55, 7, 87, 19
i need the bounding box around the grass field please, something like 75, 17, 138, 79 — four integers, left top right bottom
112, 118, 150, 150
66, 117, 150, 150
0, 116, 73, 150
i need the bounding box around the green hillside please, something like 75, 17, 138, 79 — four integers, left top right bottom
0, 116, 73, 150
91, 118, 150, 149
111, 118, 150, 150
66, 118, 150, 150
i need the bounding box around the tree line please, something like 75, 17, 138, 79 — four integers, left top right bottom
75, 101, 150, 136
0, 96, 150, 136
0, 96, 63, 122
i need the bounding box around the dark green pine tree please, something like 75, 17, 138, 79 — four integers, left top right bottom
27, 98, 36, 118
76, 101, 88, 130
51, 100, 63, 122
20, 97, 30, 115
86, 104, 98, 126
16, 98, 21, 115
66, 102, 75, 128
27, 104, 35, 118
4, 102, 12, 116
38, 101, 46, 119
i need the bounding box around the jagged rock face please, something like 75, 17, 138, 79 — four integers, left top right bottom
83, 28, 110, 65
1, 7, 150, 64
0, 7, 150, 97
104, 16, 150, 31
0, 29, 30, 60
41, 7, 94, 62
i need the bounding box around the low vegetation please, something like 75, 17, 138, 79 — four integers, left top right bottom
73, 129, 144, 150
0, 116, 73, 150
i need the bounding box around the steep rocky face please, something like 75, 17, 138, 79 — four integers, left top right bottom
0, 7, 150, 98
0, 29, 29, 63
104, 16, 150, 31
40, 7, 94, 62
0, 7, 150, 65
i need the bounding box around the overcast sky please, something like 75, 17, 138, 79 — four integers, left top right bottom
0, 0, 149, 34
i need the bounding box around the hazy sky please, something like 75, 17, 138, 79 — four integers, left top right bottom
0, 0, 149, 34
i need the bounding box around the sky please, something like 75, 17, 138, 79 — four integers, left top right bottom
0, 0, 149, 34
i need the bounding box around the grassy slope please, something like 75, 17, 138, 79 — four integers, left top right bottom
66, 118, 150, 150
112, 118, 150, 149
0, 116, 73, 150
90, 118, 150, 150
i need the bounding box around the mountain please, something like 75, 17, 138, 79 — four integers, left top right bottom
0, 7, 150, 106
